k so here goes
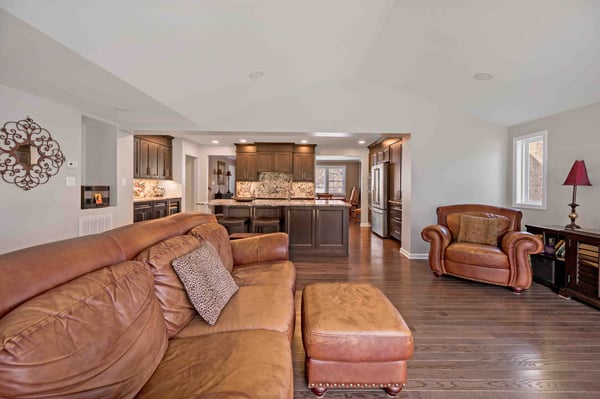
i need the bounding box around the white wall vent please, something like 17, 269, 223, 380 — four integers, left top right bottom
79, 214, 113, 236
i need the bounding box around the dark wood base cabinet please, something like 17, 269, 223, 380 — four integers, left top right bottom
526, 224, 600, 310
285, 206, 349, 257
134, 198, 181, 223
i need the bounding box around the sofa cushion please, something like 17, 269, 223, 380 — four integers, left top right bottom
176, 285, 295, 341
135, 235, 200, 337
188, 222, 234, 272
172, 241, 239, 325
136, 330, 292, 399
0, 261, 167, 399
457, 214, 498, 246
231, 260, 296, 292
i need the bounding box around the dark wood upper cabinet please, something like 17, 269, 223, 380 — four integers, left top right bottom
134, 135, 173, 180
389, 140, 402, 201
236, 142, 313, 181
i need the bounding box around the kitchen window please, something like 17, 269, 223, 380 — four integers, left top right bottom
315, 166, 346, 195
513, 130, 547, 209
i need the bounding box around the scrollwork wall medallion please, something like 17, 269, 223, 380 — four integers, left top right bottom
0, 116, 65, 190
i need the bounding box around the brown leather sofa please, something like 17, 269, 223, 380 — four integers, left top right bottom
0, 212, 296, 398
421, 204, 543, 293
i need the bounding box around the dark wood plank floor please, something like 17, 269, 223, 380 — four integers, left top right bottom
291, 223, 600, 398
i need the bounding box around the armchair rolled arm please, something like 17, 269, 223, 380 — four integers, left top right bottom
230, 232, 289, 266
501, 231, 544, 289
421, 224, 452, 275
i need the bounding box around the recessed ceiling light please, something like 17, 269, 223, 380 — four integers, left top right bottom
474, 72, 494, 81
301, 139, 308, 143
249, 71, 264, 80
239, 139, 247, 143
358, 140, 366, 144
211, 140, 219, 144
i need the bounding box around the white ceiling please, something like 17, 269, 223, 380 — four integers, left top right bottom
1, 0, 600, 148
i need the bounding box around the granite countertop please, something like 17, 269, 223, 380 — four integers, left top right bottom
133, 196, 181, 202
202, 199, 350, 207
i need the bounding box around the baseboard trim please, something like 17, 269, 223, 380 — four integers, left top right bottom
399, 248, 428, 260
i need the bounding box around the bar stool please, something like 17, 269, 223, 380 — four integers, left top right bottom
218, 217, 248, 234
250, 207, 281, 233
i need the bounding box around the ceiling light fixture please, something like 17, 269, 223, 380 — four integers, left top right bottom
212, 140, 219, 144
239, 139, 247, 143
249, 71, 264, 80
474, 72, 494, 81
358, 140, 366, 144
301, 139, 308, 143
312, 132, 350, 138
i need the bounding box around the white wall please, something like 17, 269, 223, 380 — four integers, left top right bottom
0, 84, 133, 254
508, 101, 600, 230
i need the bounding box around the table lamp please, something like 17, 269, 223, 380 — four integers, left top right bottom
563, 160, 592, 229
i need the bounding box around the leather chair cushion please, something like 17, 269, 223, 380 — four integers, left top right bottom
0, 261, 167, 399
176, 285, 295, 341
188, 223, 234, 273
231, 260, 296, 292
135, 235, 200, 338
136, 330, 292, 399
446, 242, 509, 269
447, 212, 512, 242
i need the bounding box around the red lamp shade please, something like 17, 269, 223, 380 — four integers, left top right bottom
563, 160, 592, 186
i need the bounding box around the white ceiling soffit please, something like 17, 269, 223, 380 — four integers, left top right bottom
2, 0, 600, 139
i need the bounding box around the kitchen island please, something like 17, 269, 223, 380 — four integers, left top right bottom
205, 199, 350, 257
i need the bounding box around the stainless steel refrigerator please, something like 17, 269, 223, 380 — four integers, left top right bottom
371, 162, 389, 237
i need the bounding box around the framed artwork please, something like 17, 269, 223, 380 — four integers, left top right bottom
217, 161, 225, 185
94, 193, 103, 204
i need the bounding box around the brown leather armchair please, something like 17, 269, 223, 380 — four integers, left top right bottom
421, 204, 543, 293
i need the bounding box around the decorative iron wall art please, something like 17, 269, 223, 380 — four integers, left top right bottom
0, 116, 65, 190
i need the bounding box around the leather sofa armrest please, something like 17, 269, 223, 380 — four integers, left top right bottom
421, 224, 452, 276
230, 232, 289, 266
501, 231, 544, 290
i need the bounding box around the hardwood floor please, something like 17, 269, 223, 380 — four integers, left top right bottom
291, 224, 600, 398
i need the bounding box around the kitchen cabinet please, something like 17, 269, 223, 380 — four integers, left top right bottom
284, 205, 348, 256
134, 135, 173, 180
235, 142, 313, 181
134, 197, 181, 223
293, 144, 316, 182
389, 201, 402, 241
235, 152, 257, 181
389, 140, 402, 201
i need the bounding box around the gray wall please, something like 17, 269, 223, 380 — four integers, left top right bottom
508, 101, 600, 230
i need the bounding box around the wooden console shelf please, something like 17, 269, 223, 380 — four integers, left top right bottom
526, 224, 600, 310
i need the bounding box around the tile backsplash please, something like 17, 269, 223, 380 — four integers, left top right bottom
236, 172, 314, 198
133, 179, 182, 199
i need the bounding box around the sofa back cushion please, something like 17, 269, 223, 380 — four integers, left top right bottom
135, 235, 200, 337
0, 261, 167, 399
188, 223, 234, 272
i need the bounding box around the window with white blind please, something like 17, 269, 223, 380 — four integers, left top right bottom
315, 166, 346, 195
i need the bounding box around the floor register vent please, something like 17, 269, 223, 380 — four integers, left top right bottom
79, 214, 113, 236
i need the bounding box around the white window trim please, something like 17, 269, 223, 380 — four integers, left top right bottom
512, 130, 547, 210
315, 165, 346, 195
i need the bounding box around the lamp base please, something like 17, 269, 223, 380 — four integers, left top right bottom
565, 203, 580, 230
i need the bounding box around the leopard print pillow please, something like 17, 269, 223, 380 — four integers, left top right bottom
172, 241, 239, 325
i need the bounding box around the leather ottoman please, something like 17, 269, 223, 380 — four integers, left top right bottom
301, 282, 414, 397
